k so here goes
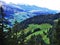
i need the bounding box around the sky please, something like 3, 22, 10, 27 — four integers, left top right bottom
1, 0, 60, 11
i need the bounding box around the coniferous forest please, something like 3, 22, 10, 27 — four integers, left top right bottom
0, 1, 60, 45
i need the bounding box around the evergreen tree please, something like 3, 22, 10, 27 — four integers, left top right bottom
12, 20, 19, 45
27, 35, 36, 45
50, 19, 60, 45
35, 34, 42, 45
0, 4, 14, 45
55, 19, 60, 45
18, 30, 26, 45
0, 4, 4, 45
0, 4, 9, 45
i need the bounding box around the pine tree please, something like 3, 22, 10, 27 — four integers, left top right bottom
55, 19, 60, 45
51, 19, 60, 45
27, 35, 36, 45
0, 4, 13, 45
18, 30, 26, 45
0, 4, 6, 45
35, 34, 42, 45
12, 20, 19, 45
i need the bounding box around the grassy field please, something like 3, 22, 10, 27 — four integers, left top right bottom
17, 23, 52, 44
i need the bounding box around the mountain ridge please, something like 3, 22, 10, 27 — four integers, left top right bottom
0, 1, 60, 27
13, 13, 60, 30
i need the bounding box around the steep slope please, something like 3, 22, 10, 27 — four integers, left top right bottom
13, 13, 60, 30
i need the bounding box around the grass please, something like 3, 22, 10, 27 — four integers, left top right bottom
17, 23, 52, 44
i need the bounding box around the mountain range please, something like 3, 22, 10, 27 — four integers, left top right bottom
0, 1, 59, 27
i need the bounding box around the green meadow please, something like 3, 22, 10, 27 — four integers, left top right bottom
17, 23, 52, 45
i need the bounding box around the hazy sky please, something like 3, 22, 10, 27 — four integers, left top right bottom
1, 0, 60, 11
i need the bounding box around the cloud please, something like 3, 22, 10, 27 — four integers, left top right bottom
1, 0, 60, 11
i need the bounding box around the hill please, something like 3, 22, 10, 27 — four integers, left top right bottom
13, 13, 60, 30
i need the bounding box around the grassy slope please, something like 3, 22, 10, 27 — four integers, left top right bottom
17, 23, 52, 44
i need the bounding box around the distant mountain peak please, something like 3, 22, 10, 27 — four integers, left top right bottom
0, 1, 60, 27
